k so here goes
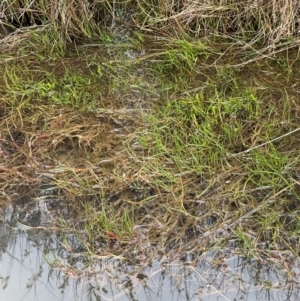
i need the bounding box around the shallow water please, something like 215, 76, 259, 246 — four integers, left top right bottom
1, 201, 300, 301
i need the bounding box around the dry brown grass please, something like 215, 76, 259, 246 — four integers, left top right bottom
1, 0, 299, 47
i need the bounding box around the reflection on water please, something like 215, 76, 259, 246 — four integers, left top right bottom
0, 201, 300, 301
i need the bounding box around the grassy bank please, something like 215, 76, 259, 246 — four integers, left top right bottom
0, 0, 300, 272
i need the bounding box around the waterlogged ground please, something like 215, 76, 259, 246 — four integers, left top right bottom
1, 197, 300, 301
1, 25, 300, 300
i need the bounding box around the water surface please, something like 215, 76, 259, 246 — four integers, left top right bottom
1, 201, 300, 301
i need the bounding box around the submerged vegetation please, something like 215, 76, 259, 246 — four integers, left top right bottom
1, 0, 300, 286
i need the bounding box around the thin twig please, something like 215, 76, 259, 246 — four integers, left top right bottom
227, 127, 300, 158
188, 265, 232, 301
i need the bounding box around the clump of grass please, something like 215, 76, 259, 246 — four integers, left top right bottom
80, 198, 134, 246
149, 38, 209, 89
244, 145, 291, 189
3, 63, 96, 111
134, 84, 263, 177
